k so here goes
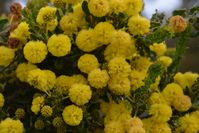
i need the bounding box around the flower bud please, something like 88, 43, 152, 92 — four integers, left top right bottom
169, 15, 187, 33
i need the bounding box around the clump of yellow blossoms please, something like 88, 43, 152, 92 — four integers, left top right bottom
31, 96, 45, 114
34, 119, 45, 130
23, 41, 48, 64
69, 84, 92, 105
88, 69, 110, 89
36, 6, 57, 31
78, 54, 99, 73
150, 42, 167, 56
0, 46, 15, 67
62, 105, 83, 126
47, 34, 71, 57
0, 118, 24, 133
41, 105, 53, 117
15, 108, 25, 119
10, 22, 30, 43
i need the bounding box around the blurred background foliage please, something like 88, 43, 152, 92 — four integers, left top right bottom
0, 0, 199, 72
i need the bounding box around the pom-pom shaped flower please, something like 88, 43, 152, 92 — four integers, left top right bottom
10, 22, 30, 42
149, 104, 172, 122
108, 75, 131, 95
69, 84, 92, 106
104, 121, 125, 133
104, 30, 136, 61
169, 15, 187, 33
28, 69, 56, 92
23, 41, 48, 64
47, 34, 71, 57
88, 0, 110, 17
76, 29, 99, 52
108, 57, 131, 77
128, 15, 150, 35
0, 93, 5, 108
0, 46, 15, 67
31, 96, 45, 115
88, 69, 110, 89
126, 0, 144, 16
158, 56, 173, 68
149, 92, 167, 105
109, 0, 128, 13
143, 120, 171, 133
62, 105, 83, 126
131, 56, 152, 72
179, 114, 199, 133
173, 94, 192, 112
59, 14, 79, 35
78, 54, 99, 73
0, 118, 24, 133
16, 63, 37, 82
52, 117, 64, 128
125, 117, 143, 130
36, 6, 57, 31
150, 42, 167, 56
130, 70, 146, 90
34, 119, 45, 130
41, 105, 53, 117
162, 83, 184, 105
94, 22, 115, 45
15, 108, 25, 119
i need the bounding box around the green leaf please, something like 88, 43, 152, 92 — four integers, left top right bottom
0, 19, 8, 29
190, 6, 199, 15
173, 9, 187, 16
82, 1, 90, 16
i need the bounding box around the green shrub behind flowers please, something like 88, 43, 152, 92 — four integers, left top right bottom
0, 0, 199, 132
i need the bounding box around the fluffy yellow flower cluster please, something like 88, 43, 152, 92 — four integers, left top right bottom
0, 118, 24, 133
0, 46, 15, 67
0, 93, 5, 108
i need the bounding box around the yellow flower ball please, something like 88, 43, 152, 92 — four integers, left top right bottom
104, 121, 125, 133
76, 29, 99, 52
59, 14, 79, 35
16, 63, 37, 82
52, 117, 64, 128
144, 121, 171, 133
128, 126, 146, 133
31, 96, 45, 114
94, 22, 115, 45
78, 54, 99, 73
10, 22, 30, 43
184, 72, 199, 88
169, 15, 187, 33
128, 15, 150, 35
149, 104, 172, 122
108, 57, 131, 77
104, 30, 136, 61
36, 6, 57, 31
34, 119, 45, 130
24, 41, 48, 64
130, 70, 146, 90
69, 84, 92, 106
126, 0, 144, 16
125, 117, 143, 130
47, 34, 71, 57
0, 93, 5, 108
51, 0, 65, 7
131, 56, 152, 72
150, 42, 167, 56
62, 105, 83, 126
104, 100, 132, 124
162, 83, 184, 105
0, 46, 15, 67
71, 74, 88, 85
88, 69, 110, 89
173, 94, 192, 112
41, 105, 53, 117
28, 69, 56, 92
15, 108, 25, 119
179, 114, 199, 133
158, 56, 173, 68
0, 118, 24, 133
149, 92, 167, 105
88, 0, 110, 17
108, 75, 131, 95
